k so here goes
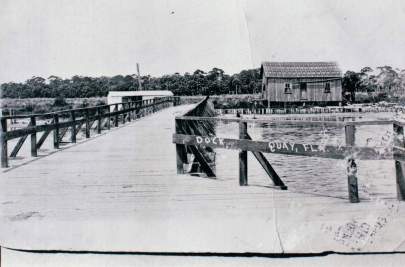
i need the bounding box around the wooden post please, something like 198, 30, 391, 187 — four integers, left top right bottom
127, 103, 132, 122
394, 123, 405, 200
85, 109, 90, 138
239, 121, 248, 186
70, 111, 76, 143
115, 104, 119, 127
131, 102, 135, 120
347, 158, 359, 203
122, 103, 126, 124
345, 124, 359, 203
53, 114, 59, 149
1, 118, 8, 168
30, 116, 37, 157
136, 103, 140, 119
175, 118, 187, 174
97, 107, 102, 134
107, 107, 111, 130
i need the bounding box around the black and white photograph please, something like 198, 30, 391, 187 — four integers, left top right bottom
1, 0, 405, 266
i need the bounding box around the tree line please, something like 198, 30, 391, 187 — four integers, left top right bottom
2, 66, 405, 102
342, 66, 405, 102
1, 68, 261, 98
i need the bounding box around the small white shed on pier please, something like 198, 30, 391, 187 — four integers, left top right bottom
107, 90, 173, 106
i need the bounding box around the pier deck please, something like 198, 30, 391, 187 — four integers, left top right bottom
1, 104, 405, 255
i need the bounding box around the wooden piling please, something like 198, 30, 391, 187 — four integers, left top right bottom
239, 121, 248, 186
345, 124, 359, 203
85, 110, 90, 138
175, 118, 187, 174
30, 116, 37, 157
347, 158, 359, 203
122, 103, 126, 124
127, 103, 132, 122
53, 114, 59, 149
97, 107, 102, 134
1, 118, 8, 168
107, 107, 111, 130
70, 111, 76, 143
115, 104, 119, 127
394, 123, 405, 200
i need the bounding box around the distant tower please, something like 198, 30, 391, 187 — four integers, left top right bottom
136, 63, 142, 91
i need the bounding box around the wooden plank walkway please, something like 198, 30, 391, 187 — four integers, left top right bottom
1, 104, 405, 255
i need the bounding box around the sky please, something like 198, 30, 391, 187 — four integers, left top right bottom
1, 0, 405, 83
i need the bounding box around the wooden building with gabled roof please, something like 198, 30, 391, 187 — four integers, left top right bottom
260, 62, 342, 106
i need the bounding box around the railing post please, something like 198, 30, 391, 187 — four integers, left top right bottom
30, 116, 37, 157
122, 103, 126, 124
394, 122, 405, 200
175, 118, 187, 174
133, 102, 137, 119
345, 124, 359, 203
136, 102, 140, 119
53, 114, 60, 149
127, 103, 132, 122
115, 104, 119, 127
107, 106, 111, 130
85, 109, 90, 138
97, 107, 102, 134
70, 111, 76, 143
239, 121, 248, 186
1, 118, 8, 168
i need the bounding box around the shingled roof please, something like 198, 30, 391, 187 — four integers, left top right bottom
261, 62, 342, 78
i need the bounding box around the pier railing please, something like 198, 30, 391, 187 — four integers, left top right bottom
216, 105, 404, 115
175, 96, 217, 177
1, 96, 180, 168
173, 102, 405, 203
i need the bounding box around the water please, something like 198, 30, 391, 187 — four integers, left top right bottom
214, 113, 397, 200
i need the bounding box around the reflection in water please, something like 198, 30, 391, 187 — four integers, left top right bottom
215, 114, 397, 200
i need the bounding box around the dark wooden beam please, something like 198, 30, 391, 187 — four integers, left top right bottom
246, 133, 287, 190
188, 145, 216, 178
30, 116, 37, 157
114, 104, 119, 127
70, 111, 76, 143
394, 123, 405, 200
36, 129, 52, 150
1, 118, 8, 168
53, 114, 60, 149
85, 110, 90, 138
10, 121, 32, 158
239, 121, 248, 186
345, 124, 359, 203
172, 134, 393, 160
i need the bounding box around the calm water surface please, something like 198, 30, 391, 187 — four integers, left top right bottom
215, 113, 397, 200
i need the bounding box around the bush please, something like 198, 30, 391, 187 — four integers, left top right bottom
53, 96, 68, 107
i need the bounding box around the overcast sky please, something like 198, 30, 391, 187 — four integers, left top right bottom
1, 0, 405, 83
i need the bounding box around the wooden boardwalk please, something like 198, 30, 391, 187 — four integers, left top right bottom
1, 104, 405, 256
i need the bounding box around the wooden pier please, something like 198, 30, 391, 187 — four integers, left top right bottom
0, 102, 405, 263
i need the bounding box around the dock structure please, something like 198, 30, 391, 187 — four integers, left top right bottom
1, 102, 405, 262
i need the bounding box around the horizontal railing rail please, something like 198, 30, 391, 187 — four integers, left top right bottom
1, 96, 180, 120
172, 133, 394, 160
172, 115, 400, 127
216, 105, 405, 116
1, 96, 180, 168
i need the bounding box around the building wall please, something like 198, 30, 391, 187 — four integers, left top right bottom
263, 78, 342, 102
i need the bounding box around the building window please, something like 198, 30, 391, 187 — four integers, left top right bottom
284, 83, 292, 94
324, 82, 331, 93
